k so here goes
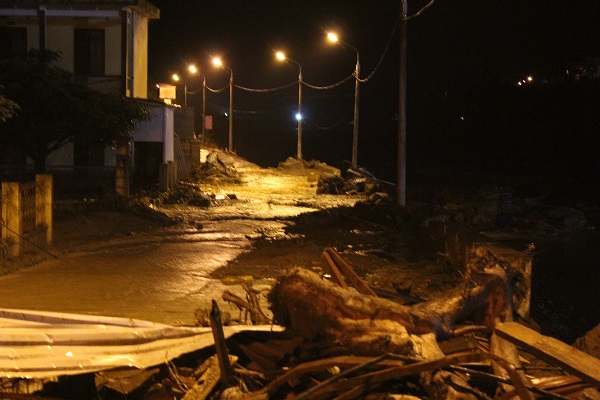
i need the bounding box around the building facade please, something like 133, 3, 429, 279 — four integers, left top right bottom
0, 0, 159, 98
0, 1, 175, 193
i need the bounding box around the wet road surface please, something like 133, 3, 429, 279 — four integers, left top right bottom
0, 156, 363, 325
0, 219, 270, 325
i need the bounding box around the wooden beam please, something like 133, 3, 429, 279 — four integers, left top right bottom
325, 247, 377, 297
321, 248, 348, 289
495, 322, 600, 386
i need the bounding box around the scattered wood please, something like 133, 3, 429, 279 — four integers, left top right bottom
210, 299, 235, 388
321, 248, 349, 289
9, 240, 594, 399
222, 284, 271, 325
181, 354, 239, 400
495, 321, 600, 386
322, 247, 377, 296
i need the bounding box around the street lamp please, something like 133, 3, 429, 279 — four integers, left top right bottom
212, 57, 234, 152
276, 51, 303, 160
171, 73, 188, 106
187, 64, 207, 139
327, 32, 360, 168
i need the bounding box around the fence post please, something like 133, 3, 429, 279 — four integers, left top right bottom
1, 182, 22, 257
36, 174, 53, 245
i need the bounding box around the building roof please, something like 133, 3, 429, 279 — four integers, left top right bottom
0, 0, 159, 19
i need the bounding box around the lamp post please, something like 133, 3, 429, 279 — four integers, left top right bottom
327, 32, 360, 168
213, 57, 233, 152
398, 0, 408, 207
276, 51, 303, 160
188, 65, 207, 139
171, 73, 188, 106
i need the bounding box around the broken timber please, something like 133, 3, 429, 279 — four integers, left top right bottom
495, 321, 600, 387
321, 247, 376, 296
209, 300, 235, 387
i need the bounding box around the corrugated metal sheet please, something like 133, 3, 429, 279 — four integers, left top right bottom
0, 308, 281, 379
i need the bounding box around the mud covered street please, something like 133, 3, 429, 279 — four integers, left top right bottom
1, 151, 598, 342
1, 151, 600, 399
0, 155, 379, 325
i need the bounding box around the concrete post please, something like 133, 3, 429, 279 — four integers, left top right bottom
115, 141, 131, 197
159, 163, 169, 192
190, 139, 202, 168
169, 160, 176, 188
1, 182, 21, 257
36, 174, 53, 245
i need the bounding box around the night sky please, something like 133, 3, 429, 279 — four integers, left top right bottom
147, 0, 600, 199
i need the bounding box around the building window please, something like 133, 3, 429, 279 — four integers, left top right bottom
74, 28, 105, 76
0, 26, 27, 60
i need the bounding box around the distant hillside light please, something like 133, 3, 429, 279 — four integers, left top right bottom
527, 76, 533, 82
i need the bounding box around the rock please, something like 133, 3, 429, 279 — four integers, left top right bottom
217, 153, 235, 166
547, 207, 587, 232
278, 157, 305, 170
317, 173, 345, 194
573, 323, 600, 359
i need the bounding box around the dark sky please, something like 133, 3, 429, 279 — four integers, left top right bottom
146, 0, 600, 182
148, 0, 600, 87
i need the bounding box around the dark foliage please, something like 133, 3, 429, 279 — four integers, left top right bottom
0, 49, 149, 173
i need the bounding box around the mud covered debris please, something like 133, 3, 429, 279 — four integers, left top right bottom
191, 151, 242, 185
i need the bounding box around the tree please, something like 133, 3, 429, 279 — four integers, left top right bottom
0, 49, 148, 173
0, 92, 18, 122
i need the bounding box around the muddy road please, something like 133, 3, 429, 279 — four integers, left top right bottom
0, 158, 368, 325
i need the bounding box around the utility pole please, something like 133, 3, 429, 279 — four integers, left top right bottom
397, 0, 408, 207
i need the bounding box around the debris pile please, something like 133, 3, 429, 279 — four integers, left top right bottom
317, 166, 390, 195
1, 245, 599, 399
276, 157, 389, 195
425, 190, 593, 241
191, 151, 242, 185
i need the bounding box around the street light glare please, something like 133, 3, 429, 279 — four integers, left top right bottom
275, 51, 286, 61
188, 65, 197, 74
296, 112, 302, 121
213, 57, 223, 67
172, 73, 180, 81
327, 32, 339, 43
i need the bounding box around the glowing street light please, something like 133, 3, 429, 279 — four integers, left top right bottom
276, 51, 303, 160
327, 31, 361, 168
187, 64, 207, 139
171, 73, 189, 106
212, 57, 234, 152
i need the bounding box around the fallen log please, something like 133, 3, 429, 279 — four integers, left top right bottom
268, 265, 512, 359
269, 243, 532, 359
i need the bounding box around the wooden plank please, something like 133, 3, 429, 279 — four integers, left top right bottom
325, 247, 377, 297
321, 247, 348, 289
209, 300, 235, 387
495, 321, 600, 386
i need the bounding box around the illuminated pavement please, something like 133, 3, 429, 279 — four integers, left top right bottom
0, 159, 364, 325
0, 219, 273, 325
